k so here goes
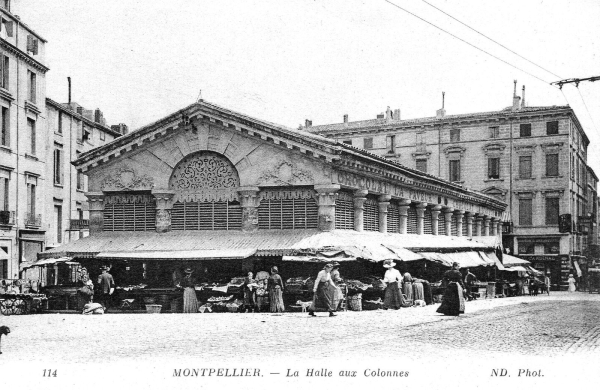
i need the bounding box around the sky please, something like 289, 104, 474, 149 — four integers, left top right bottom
15, 0, 600, 171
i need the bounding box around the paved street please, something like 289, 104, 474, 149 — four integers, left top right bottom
1, 292, 599, 364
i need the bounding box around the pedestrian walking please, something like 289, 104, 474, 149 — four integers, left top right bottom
308, 263, 337, 317
77, 267, 94, 311
436, 262, 466, 316
568, 273, 577, 292
544, 272, 551, 295
402, 271, 414, 305
382, 260, 403, 310
268, 266, 285, 313
330, 261, 343, 310
96, 266, 115, 312
464, 268, 478, 300
180, 268, 199, 313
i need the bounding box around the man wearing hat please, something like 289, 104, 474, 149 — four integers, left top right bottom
97, 266, 115, 312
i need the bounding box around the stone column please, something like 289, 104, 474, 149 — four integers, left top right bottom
416, 203, 427, 235
378, 195, 391, 233
496, 220, 502, 237
475, 216, 483, 236
85, 192, 105, 235
314, 184, 340, 232
484, 216, 492, 236
431, 205, 442, 235
238, 186, 260, 233
444, 208, 454, 236
353, 189, 368, 232
465, 212, 474, 238
398, 199, 411, 234
152, 190, 176, 233
455, 210, 465, 237
490, 218, 498, 236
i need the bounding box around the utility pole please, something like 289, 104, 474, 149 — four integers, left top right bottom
551, 75, 600, 89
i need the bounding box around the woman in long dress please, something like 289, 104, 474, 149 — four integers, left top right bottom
402, 272, 414, 305
568, 274, 577, 292
255, 271, 270, 311
412, 278, 425, 302
382, 260, 403, 310
330, 262, 343, 310
436, 262, 466, 316
268, 267, 285, 312
309, 263, 337, 317
180, 268, 199, 313
243, 271, 258, 312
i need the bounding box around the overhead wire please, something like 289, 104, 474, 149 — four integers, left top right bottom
576, 87, 599, 136
382, 0, 552, 85
419, 0, 563, 80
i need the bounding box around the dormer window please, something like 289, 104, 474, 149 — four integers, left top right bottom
26, 35, 39, 56
0, 18, 14, 39
0, 1, 10, 11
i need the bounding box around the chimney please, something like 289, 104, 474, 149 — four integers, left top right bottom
343, 114, 348, 127
512, 80, 521, 111
393, 109, 401, 120
77, 106, 83, 115
385, 106, 392, 122
521, 85, 526, 109
436, 91, 446, 119
305, 119, 312, 128
376, 113, 385, 119
67, 77, 71, 104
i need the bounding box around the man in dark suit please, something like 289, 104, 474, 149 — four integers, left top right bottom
97, 266, 115, 312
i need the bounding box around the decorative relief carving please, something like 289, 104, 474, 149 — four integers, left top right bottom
259, 188, 315, 200
101, 168, 154, 191
104, 194, 155, 204
257, 161, 313, 186
169, 151, 240, 202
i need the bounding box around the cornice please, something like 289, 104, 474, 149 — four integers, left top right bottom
0, 39, 49, 73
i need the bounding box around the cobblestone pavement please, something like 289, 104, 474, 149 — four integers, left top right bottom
1, 292, 600, 364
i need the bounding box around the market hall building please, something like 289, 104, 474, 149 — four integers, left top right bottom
38, 101, 507, 305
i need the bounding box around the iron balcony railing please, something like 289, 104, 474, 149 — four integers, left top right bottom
25, 212, 42, 227
0, 210, 15, 225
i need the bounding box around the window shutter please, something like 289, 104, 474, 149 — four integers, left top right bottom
335, 192, 354, 230
423, 208, 433, 234
450, 214, 458, 236
27, 35, 33, 51
4, 21, 13, 37
387, 204, 400, 233
519, 198, 532, 225
407, 206, 417, 234
363, 198, 379, 232
438, 212, 446, 235
546, 154, 558, 176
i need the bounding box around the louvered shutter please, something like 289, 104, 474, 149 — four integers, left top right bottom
438, 213, 446, 235
387, 204, 400, 233
407, 206, 417, 234
363, 198, 379, 232
423, 208, 433, 235
335, 192, 354, 230
462, 217, 469, 236
450, 214, 458, 236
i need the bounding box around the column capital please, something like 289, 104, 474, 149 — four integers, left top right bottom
85, 192, 105, 211
398, 198, 412, 206
444, 207, 455, 215
378, 194, 392, 202
416, 202, 428, 209
354, 189, 369, 197
431, 205, 443, 211
314, 184, 341, 194
152, 189, 176, 209
454, 209, 465, 216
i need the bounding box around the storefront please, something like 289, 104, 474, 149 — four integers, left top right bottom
38, 101, 507, 311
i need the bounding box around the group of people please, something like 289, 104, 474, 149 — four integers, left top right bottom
77, 266, 115, 315
381, 260, 427, 309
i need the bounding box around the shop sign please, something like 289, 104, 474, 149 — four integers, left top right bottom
520, 255, 557, 262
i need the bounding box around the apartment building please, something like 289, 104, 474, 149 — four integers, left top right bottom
0, 1, 121, 280
306, 83, 596, 289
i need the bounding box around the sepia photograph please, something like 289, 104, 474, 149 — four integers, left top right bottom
0, 0, 599, 389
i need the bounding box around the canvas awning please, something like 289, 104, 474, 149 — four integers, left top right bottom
21, 257, 76, 269
526, 266, 544, 276
503, 265, 528, 272
486, 251, 505, 270
417, 251, 494, 268
95, 249, 256, 260
502, 254, 531, 266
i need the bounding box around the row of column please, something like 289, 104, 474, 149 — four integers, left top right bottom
86, 185, 502, 236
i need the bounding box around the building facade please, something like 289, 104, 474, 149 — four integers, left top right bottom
306, 85, 596, 289
0, 1, 121, 280
40, 101, 506, 291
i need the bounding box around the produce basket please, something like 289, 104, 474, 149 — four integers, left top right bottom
347, 293, 362, 311
145, 304, 162, 314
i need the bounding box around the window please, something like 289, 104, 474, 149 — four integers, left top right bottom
545, 197, 560, 225
76, 152, 84, 191
53, 146, 63, 185
56, 112, 63, 134
83, 125, 91, 142
518, 241, 535, 255
416, 132, 424, 145
519, 198, 533, 225
26, 34, 39, 55
450, 128, 460, 142
488, 157, 500, 179
571, 154, 575, 180
342, 140, 352, 145
27, 118, 35, 155
520, 123, 531, 137
546, 121, 559, 135
546, 153, 559, 177
519, 155, 532, 179
0, 106, 8, 147
26, 176, 36, 216
1, 1, 10, 11
386, 135, 396, 153
54, 205, 62, 243
100, 129, 105, 141
363, 138, 373, 149
416, 159, 427, 173
0, 54, 8, 89
76, 120, 83, 143
449, 159, 460, 182
545, 242, 560, 254
27, 70, 36, 103
489, 126, 499, 139
0, 250, 7, 279
0, 169, 8, 211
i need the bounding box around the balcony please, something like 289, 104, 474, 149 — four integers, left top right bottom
0, 210, 15, 225
69, 219, 89, 230
25, 213, 42, 228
